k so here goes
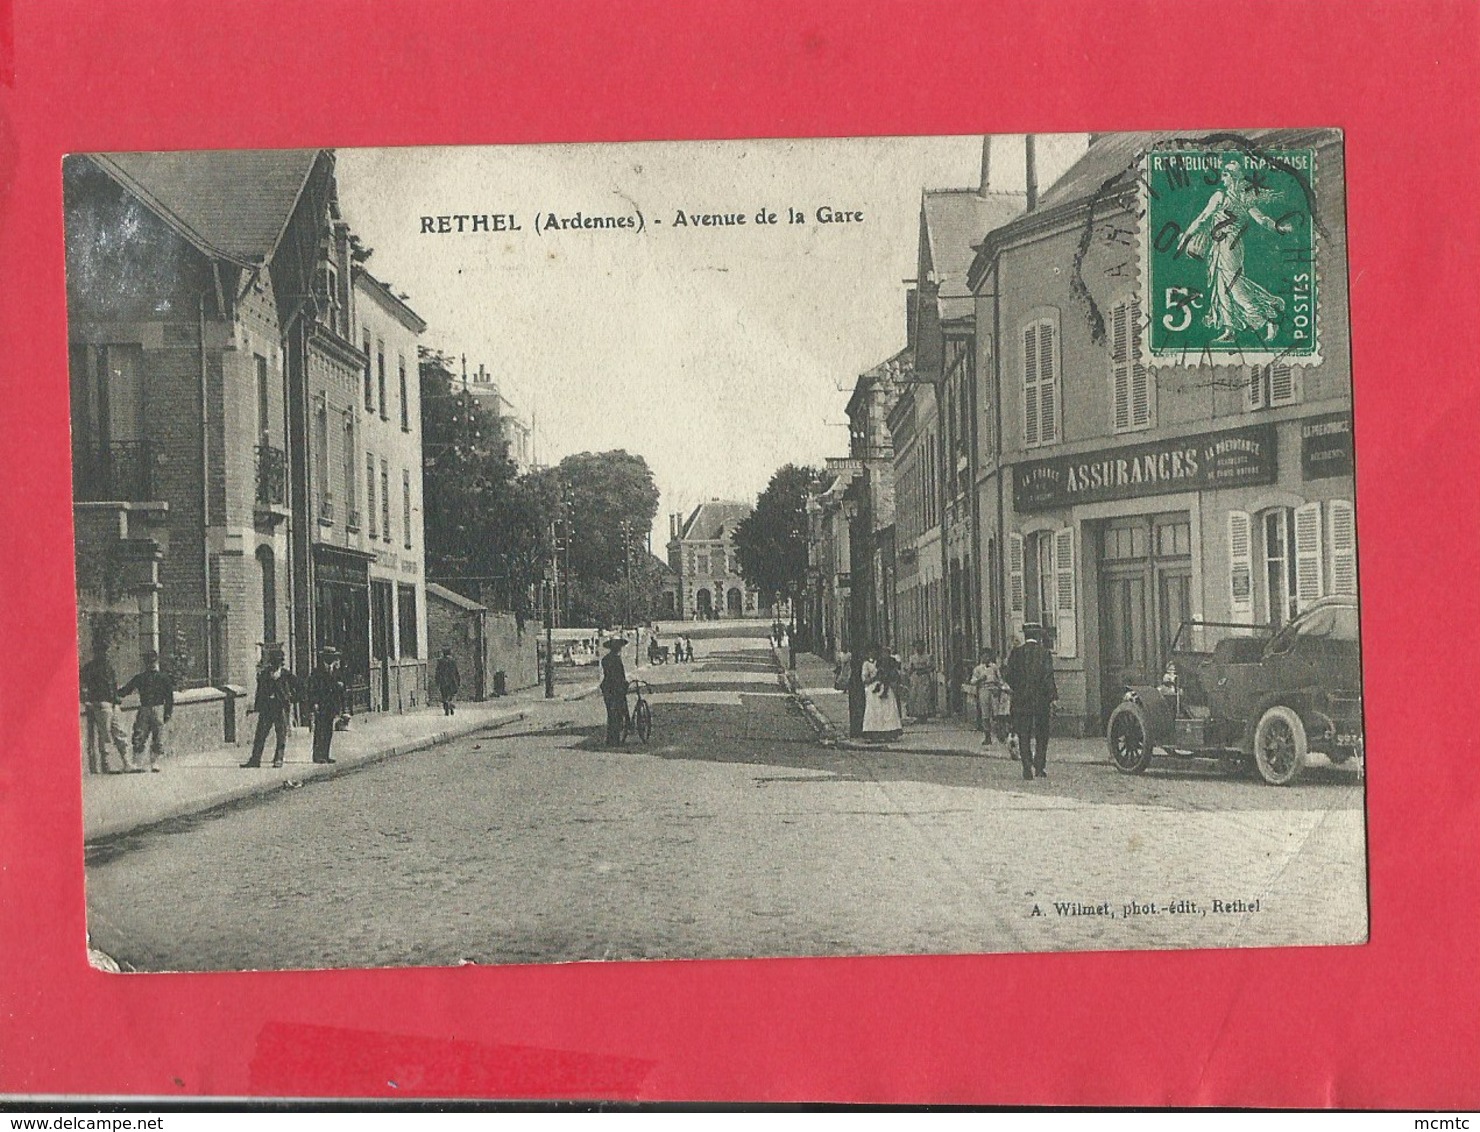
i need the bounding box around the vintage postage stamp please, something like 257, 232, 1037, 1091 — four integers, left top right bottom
1141, 146, 1319, 366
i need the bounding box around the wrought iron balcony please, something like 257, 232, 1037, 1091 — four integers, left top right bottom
254, 444, 287, 507
75, 440, 155, 502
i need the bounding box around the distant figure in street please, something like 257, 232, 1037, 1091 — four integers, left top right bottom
860, 646, 904, 742
968, 648, 1005, 748
600, 637, 630, 746
683, 635, 695, 664
242, 646, 299, 768
435, 648, 460, 716
846, 649, 866, 737
119, 650, 174, 773
305, 646, 348, 765
906, 639, 936, 722
1003, 625, 1057, 780
80, 639, 132, 774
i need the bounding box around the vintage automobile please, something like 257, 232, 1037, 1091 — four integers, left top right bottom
1104, 595, 1364, 786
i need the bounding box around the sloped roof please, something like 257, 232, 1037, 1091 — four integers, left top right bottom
923, 188, 1027, 319
92, 149, 324, 264
425, 582, 487, 612
1037, 128, 1333, 212
680, 500, 752, 541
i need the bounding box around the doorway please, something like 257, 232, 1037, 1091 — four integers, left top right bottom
1097, 512, 1192, 721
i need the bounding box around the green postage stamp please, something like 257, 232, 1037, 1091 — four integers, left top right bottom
1141, 146, 1318, 365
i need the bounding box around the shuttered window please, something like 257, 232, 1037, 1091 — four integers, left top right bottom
1228, 510, 1254, 621
1247, 363, 1300, 410
1294, 502, 1324, 610
1053, 526, 1077, 657
1008, 532, 1025, 637
1328, 499, 1357, 596
1022, 318, 1059, 447
1110, 297, 1152, 432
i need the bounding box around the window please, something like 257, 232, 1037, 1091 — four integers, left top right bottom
399, 355, 410, 431
1228, 511, 1255, 621
698, 551, 710, 575
377, 340, 388, 418
1009, 528, 1076, 656
397, 583, 419, 658
1328, 499, 1357, 596
362, 329, 374, 409
314, 398, 331, 522
366, 452, 377, 538
381, 459, 391, 541
1109, 296, 1152, 431
316, 263, 339, 329
1261, 506, 1323, 626
255, 354, 270, 439
343, 414, 358, 528
402, 469, 413, 549
1247, 362, 1300, 410
257, 547, 277, 644
1022, 316, 1059, 447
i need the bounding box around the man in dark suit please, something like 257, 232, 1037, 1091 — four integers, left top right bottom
305, 646, 348, 764
1003, 624, 1057, 780
119, 649, 174, 773
599, 637, 630, 746
241, 645, 300, 768
434, 648, 460, 716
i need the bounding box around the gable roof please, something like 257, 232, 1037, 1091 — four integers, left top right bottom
679, 500, 752, 541
922, 189, 1027, 320
91, 149, 325, 265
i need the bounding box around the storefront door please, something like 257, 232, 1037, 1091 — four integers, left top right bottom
1098, 513, 1192, 721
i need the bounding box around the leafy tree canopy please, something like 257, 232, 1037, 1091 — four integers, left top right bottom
733, 464, 823, 604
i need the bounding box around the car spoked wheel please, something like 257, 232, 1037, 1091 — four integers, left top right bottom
1106, 702, 1152, 775
1253, 705, 1307, 786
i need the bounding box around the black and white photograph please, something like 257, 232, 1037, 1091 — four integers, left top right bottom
67, 130, 1365, 972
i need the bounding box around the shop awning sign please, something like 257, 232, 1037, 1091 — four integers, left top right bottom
1300, 412, 1353, 480
1013, 423, 1278, 512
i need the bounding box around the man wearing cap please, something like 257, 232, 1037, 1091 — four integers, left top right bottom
1003, 624, 1058, 780
306, 646, 348, 764
80, 638, 133, 774
119, 649, 174, 773
599, 637, 630, 746
242, 646, 299, 769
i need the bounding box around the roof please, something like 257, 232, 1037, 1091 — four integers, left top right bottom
354, 267, 427, 334
679, 500, 752, 542
645, 551, 679, 578
922, 189, 1027, 319
1037, 128, 1331, 212
92, 149, 324, 264
425, 582, 487, 612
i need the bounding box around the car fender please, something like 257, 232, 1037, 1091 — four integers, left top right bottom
1241, 688, 1319, 752
1117, 685, 1175, 744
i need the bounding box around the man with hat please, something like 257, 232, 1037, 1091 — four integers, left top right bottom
599, 636, 630, 746
1002, 624, 1058, 781
242, 645, 299, 769
434, 647, 461, 716
80, 637, 133, 774
119, 649, 174, 773
306, 646, 348, 764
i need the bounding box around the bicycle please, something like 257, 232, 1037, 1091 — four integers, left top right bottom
623, 678, 653, 744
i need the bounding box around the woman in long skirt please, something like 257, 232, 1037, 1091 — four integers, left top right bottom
906, 639, 935, 721
861, 646, 904, 742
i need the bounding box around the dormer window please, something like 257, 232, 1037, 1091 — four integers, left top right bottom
315, 261, 340, 330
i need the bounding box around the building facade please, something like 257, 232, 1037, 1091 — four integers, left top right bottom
968, 130, 1355, 734
666, 501, 769, 620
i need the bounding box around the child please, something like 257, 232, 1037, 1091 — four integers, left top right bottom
968, 648, 1004, 748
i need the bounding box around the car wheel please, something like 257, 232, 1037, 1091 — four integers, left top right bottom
1253, 705, 1307, 786
1106, 701, 1153, 775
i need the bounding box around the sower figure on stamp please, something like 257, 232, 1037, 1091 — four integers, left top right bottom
306, 646, 348, 764
435, 648, 460, 716
1003, 625, 1057, 780
600, 637, 630, 746
242, 645, 299, 768
119, 650, 174, 773
80, 638, 133, 774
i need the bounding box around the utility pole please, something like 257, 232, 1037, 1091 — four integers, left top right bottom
544, 515, 556, 699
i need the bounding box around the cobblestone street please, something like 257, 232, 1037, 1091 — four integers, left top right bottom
85, 628, 1367, 972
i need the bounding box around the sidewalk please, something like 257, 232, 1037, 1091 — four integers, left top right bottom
782, 649, 1109, 764
83, 678, 588, 843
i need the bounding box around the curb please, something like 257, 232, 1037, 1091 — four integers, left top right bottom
84, 710, 527, 845
774, 657, 841, 746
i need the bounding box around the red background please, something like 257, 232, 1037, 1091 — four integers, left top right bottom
1, 0, 1476, 1107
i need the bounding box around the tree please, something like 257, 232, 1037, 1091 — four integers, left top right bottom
553, 450, 661, 587
419, 347, 550, 613
733, 464, 822, 608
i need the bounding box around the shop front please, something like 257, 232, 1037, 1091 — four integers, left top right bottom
1008, 416, 1355, 735
312, 543, 375, 714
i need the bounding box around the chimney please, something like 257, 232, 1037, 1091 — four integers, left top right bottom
978, 135, 992, 197
1024, 133, 1038, 213
670, 513, 679, 540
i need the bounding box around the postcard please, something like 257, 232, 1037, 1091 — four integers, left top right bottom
66, 130, 1365, 972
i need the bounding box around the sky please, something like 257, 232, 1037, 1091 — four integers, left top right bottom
335, 135, 1088, 547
